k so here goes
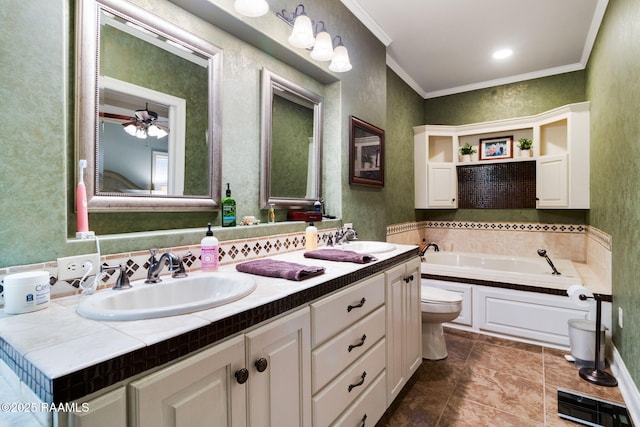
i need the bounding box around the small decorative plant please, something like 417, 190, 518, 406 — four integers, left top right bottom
459, 143, 477, 155
517, 138, 533, 150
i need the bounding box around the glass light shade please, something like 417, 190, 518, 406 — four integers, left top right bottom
329, 45, 352, 72
135, 127, 148, 139
288, 14, 315, 49
234, 0, 269, 17
123, 123, 138, 136
310, 31, 334, 61
148, 124, 168, 138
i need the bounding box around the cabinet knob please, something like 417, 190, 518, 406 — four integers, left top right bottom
255, 357, 268, 373
234, 368, 249, 384
347, 297, 366, 312
403, 274, 414, 283
360, 413, 368, 427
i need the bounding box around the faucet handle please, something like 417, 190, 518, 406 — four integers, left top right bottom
103, 264, 132, 290
171, 252, 191, 278
148, 248, 158, 260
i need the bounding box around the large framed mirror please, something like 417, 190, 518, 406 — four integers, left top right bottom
260, 68, 323, 209
76, 0, 223, 211
349, 116, 384, 188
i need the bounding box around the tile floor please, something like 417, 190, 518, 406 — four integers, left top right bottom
377, 328, 626, 426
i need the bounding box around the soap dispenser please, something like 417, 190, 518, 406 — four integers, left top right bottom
305, 222, 318, 251
201, 223, 219, 272
222, 183, 236, 227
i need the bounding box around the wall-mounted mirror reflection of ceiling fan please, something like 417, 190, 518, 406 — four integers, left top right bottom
100, 103, 169, 139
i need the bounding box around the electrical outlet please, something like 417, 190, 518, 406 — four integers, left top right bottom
618, 307, 623, 329
57, 253, 101, 281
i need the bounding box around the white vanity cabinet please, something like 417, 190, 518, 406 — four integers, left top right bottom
414, 102, 590, 209
128, 306, 310, 427
385, 257, 422, 404
310, 273, 387, 426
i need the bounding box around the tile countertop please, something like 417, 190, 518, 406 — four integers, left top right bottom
0, 244, 417, 404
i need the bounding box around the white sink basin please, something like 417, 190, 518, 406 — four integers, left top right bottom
337, 241, 396, 254
76, 272, 256, 321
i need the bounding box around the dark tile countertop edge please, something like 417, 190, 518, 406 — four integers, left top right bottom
421, 273, 613, 302
1, 249, 418, 405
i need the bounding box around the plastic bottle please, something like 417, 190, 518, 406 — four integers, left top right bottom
305, 222, 318, 251
201, 223, 219, 272
268, 203, 275, 224
222, 183, 236, 227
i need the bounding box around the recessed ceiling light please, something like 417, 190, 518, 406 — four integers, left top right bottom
492, 49, 513, 59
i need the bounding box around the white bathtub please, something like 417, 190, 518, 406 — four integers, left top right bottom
420, 251, 582, 290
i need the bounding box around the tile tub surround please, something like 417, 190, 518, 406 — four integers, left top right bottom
0, 244, 417, 407
387, 221, 611, 294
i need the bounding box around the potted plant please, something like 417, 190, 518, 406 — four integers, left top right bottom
459, 143, 476, 162
517, 138, 533, 157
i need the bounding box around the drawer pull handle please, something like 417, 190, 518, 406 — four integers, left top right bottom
348, 371, 367, 392
360, 413, 368, 427
403, 274, 414, 283
347, 297, 366, 312
234, 368, 249, 384
255, 357, 268, 373
348, 334, 367, 352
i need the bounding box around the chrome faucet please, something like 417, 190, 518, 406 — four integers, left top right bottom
145, 249, 188, 283
102, 264, 132, 290
537, 249, 561, 275
418, 240, 439, 260
335, 226, 358, 245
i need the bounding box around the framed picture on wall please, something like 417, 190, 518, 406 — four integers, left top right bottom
479, 135, 513, 160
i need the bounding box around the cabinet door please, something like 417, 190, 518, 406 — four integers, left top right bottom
245, 307, 311, 427
129, 335, 246, 427
64, 386, 126, 427
537, 154, 568, 207
427, 163, 457, 208
385, 258, 422, 403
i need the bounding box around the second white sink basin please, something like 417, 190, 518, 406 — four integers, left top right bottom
76, 272, 256, 321
337, 241, 396, 254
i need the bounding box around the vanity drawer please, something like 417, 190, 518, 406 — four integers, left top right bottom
311, 273, 385, 346
312, 338, 385, 427
312, 306, 385, 393
331, 370, 386, 427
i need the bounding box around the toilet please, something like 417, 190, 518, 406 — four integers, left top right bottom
421, 282, 463, 360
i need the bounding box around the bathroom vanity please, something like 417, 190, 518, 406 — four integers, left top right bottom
0, 245, 420, 427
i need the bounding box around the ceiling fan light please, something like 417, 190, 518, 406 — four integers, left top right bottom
288, 14, 315, 49
234, 0, 269, 18
310, 30, 334, 61
123, 123, 138, 136
329, 45, 352, 72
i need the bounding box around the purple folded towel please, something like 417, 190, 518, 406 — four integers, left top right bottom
236, 259, 325, 281
304, 249, 377, 264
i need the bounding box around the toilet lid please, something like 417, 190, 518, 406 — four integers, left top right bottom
421, 286, 462, 303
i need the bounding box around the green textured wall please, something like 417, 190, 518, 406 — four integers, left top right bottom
419, 71, 588, 225
424, 71, 586, 125
385, 68, 425, 226
586, 0, 640, 389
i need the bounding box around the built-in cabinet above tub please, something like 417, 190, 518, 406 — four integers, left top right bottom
414, 102, 590, 209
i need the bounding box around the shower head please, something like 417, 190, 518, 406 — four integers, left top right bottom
537, 249, 560, 275
537, 249, 547, 257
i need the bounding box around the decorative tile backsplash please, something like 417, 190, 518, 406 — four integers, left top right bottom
0, 229, 336, 302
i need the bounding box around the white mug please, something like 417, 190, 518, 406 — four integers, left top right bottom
2, 271, 50, 315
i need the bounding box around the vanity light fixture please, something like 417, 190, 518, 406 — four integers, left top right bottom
234, 0, 269, 18
310, 21, 334, 61
122, 104, 169, 139
277, 4, 351, 72
329, 36, 352, 72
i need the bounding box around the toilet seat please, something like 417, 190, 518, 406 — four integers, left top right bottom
421, 286, 462, 313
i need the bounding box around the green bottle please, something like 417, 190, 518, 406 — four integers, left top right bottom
222, 183, 236, 227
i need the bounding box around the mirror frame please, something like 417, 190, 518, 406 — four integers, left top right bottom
349, 116, 385, 188
76, 0, 223, 211
260, 68, 323, 209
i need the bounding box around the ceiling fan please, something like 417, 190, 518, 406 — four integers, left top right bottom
101, 103, 169, 139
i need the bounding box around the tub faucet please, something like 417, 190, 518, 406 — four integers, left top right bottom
145, 249, 188, 283
418, 241, 439, 261
537, 249, 561, 275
